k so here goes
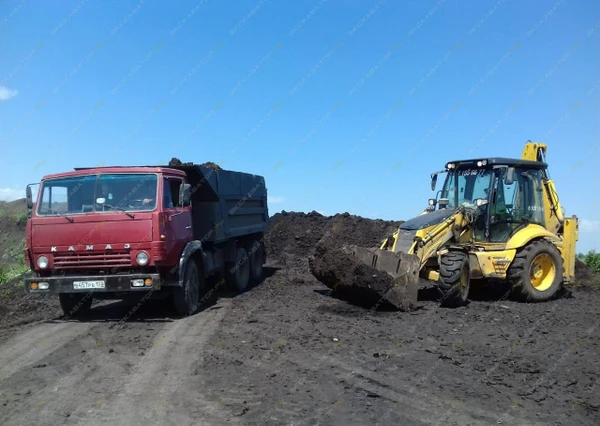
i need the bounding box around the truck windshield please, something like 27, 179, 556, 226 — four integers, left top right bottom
36, 173, 158, 215
440, 168, 494, 209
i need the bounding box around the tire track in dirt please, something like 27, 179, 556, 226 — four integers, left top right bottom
0, 322, 93, 383
75, 300, 236, 426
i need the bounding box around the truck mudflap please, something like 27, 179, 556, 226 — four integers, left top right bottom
24, 273, 163, 294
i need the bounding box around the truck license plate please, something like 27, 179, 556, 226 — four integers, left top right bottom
73, 280, 105, 289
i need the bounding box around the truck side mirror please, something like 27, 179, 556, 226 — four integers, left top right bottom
179, 184, 191, 207
505, 167, 516, 185
431, 173, 438, 191
26, 185, 33, 209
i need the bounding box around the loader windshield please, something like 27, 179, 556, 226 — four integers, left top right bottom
441, 168, 494, 209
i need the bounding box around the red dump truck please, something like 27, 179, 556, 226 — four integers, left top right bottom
23, 162, 269, 317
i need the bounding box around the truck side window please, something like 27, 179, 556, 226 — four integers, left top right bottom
163, 178, 173, 208
163, 177, 183, 208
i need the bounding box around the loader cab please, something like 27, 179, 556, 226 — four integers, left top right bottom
439, 158, 547, 244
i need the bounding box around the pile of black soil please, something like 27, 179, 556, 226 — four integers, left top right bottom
571, 258, 600, 291
265, 211, 402, 263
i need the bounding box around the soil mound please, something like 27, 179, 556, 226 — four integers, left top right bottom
265, 211, 401, 262
572, 258, 600, 291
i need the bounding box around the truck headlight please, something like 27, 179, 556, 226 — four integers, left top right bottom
37, 256, 49, 269
136, 251, 149, 266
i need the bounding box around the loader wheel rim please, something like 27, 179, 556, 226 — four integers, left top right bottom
530, 253, 556, 291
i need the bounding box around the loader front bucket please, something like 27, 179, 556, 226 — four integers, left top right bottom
308, 242, 421, 311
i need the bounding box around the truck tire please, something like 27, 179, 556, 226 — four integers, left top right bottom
438, 251, 470, 308
227, 247, 250, 293
248, 240, 264, 285
507, 239, 563, 302
172, 258, 202, 316
59, 292, 93, 318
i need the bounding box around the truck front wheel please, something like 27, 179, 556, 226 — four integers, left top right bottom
173, 259, 202, 316
59, 293, 93, 318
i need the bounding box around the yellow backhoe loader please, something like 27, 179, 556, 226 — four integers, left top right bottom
319, 141, 579, 309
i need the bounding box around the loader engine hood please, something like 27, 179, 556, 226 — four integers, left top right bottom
399, 208, 456, 231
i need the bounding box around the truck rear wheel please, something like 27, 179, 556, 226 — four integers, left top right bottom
438, 251, 470, 308
173, 259, 202, 316
59, 293, 93, 318
227, 247, 250, 292
248, 240, 264, 285
507, 239, 563, 302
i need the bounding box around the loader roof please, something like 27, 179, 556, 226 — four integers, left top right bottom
447, 157, 547, 169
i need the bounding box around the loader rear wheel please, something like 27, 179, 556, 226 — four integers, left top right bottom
507, 239, 563, 302
438, 251, 470, 308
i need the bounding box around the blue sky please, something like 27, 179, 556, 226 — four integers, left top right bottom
1, 0, 599, 252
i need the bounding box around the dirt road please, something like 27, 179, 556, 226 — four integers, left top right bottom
0, 298, 235, 426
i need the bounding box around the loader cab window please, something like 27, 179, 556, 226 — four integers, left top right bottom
488, 167, 546, 242
441, 168, 494, 209
441, 168, 494, 241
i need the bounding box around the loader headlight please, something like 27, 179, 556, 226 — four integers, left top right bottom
136, 251, 149, 266
37, 255, 49, 269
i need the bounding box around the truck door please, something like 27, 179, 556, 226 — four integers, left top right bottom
162, 176, 193, 264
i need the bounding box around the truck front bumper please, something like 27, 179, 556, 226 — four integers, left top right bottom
24, 273, 163, 294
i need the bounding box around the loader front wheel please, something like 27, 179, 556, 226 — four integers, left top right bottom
507, 239, 563, 302
438, 251, 470, 308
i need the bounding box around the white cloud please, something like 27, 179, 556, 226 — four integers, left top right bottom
268, 196, 285, 204
0, 85, 18, 101
0, 188, 25, 201
580, 219, 600, 232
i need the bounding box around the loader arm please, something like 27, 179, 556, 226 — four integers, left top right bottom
410, 206, 476, 271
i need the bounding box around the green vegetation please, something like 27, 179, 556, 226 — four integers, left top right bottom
0, 237, 28, 287
577, 250, 600, 275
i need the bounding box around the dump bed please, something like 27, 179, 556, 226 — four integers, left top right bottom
165, 164, 269, 243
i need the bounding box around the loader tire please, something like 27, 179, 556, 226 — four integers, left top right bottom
438, 251, 470, 308
59, 292, 93, 318
173, 258, 202, 316
507, 239, 563, 302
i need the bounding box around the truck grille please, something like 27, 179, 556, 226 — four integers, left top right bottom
53, 252, 131, 269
